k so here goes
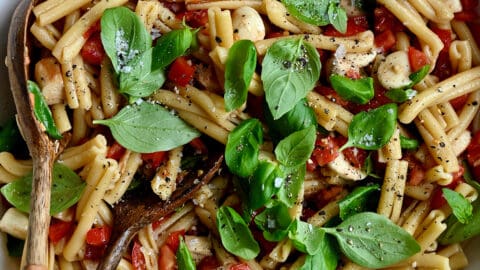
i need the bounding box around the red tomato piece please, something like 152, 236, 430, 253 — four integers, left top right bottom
455, 10, 477, 21
84, 244, 108, 260
189, 137, 208, 154
177, 9, 209, 28
461, 0, 479, 9
431, 52, 452, 81
375, 29, 396, 53
323, 16, 369, 37
432, 28, 452, 53
81, 32, 105, 66
86, 226, 112, 246
408, 47, 430, 72
106, 141, 126, 161
158, 244, 177, 270
142, 151, 167, 169
83, 20, 101, 39
450, 94, 469, 110
315, 85, 349, 107
431, 187, 448, 209
342, 147, 368, 169
467, 131, 480, 168
48, 219, 74, 244
165, 230, 186, 252
168, 56, 195, 87
132, 241, 147, 270
311, 136, 340, 166
230, 263, 251, 270
374, 7, 405, 33
306, 158, 317, 172
198, 255, 220, 270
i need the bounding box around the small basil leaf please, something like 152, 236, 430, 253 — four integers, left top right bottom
340, 103, 397, 151
407, 65, 430, 88
93, 102, 200, 153
152, 28, 195, 70
330, 75, 374, 104
277, 164, 306, 207
299, 235, 339, 270
176, 236, 196, 270
281, 0, 330, 26
217, 206, 260, 260
254, 201, 293, 242
385, 88, 417, 103
328, 3, 347, 34
262, 38, 321, 119
265, 99, 317, 140
463, 161, 480, 192
338, 184, 380, 220
275, 125, 316, 168
0, 163, 85, 215
247, 161, 284, 210
101, 7, 151, 74
400, 135, 419, 149
288, 219, 325, 255
324, 212, 420, 268
439, 198, 480, 244
0, 117, 22, 152
119, 48, 166, 100
224, 40, 257, 112
27, 81, 62, 139
225, 118, 263, 177
442, 188, 473, 224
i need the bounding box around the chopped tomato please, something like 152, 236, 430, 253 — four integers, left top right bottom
450, 94, 469, 110
86, 226, 112, 246
460, 0, 479, 9
467, 131, 480, 172
375, 29, 396, 52
189, 137, 208, 154
311, 135, 340, 166
432, 28, 452, 53
323, 16, 369, 37
84, 244, 108, 260
408, 163, 425, 186
315, 85, 349, 107
455, 10, 477, 21
374, 7, 405, 33
48, 219, 74, 244
348, 85, 391, 113
343, 147, 368, 169
198, 255, 220, 270
432, 52, 452, 80
168, 56, 195, 87
345, 69, 361, 79
106, 141, 126, 161
306, 158, 317, 172
132, 241, 146, 270
165, 230, 185, 252
81, 32, 105, 65
408, 47, 430, 72
162, 2, 185, 14
158, 244, 177, 270
230, 263, 251, 270
431, 187, 447, 209
177, 9, 209, 28
83, 20, 101, 39
142, 151, 167, 169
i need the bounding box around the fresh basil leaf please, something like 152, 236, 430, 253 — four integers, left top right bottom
289, 219, 325, 255
277, 164, 306, 207
338, 184, 379, 220
281, 0, 330, 26
93, 102, 200, 153
442, 188, 473, 224
224, 40, 257, 112
463, 161, 480, 192
1, 163, 85, 215
0, 117, 21, 152
275, 125, 316, 168
299, 235, 339, 270
385, 88, 417, 103
176, 236, 196, 270
217, 206, 260, 260
323, 212, 420, 268
328, 3, 347, 34
400, 135, 419, 149
407, 65, 430, 88
101, 7, 151, 74
6, 235, 24, 258
152, 28, 195, 70
340, 103, 397, 151
439, 198, 480, 244
262, 38, 321, 119
265, 99, 317, 140
363, 154, 381, 179
254, 201, 293, 242
27, 81, 62, 139
330, 75, 374, 104
119, 48, 166, 100
225, 118, 263, 177
247, 161, 284, 210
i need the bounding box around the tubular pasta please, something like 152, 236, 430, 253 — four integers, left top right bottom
378, 160, 408, 223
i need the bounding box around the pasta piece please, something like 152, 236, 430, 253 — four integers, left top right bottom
0, 152, 32, 177
0, 208, 29, 240
151, 146, 183, 200
34, 0, 91, 26
104, 152, 143, 205
186, 0, 263, 11
404, 183, 434, 201
378, 160, 408, 223
51, 104, 72, 133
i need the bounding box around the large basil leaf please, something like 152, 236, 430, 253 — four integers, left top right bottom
289, 219, 325, 255
254, 201, 293, 241
93, 102, 200, 153
275, 125, 316, 168
225, 118, 263, 177
262, 38, 321, 120
27, 81, 62, 139
217, 206, 260, 260
442, 188, 473, 224
152, 28, 195, 70
340, 103, 397, 151
281, 0, 329, 26
330, 75, 374, 104
101, 7, 151, 74
224, 40, 257, 112
299, 235, 339, 270
1, 163, 85, 214
277, 164, 306, 207
247, 161, 284, 210
323, 212, 420, 268
439, 198, 480, 244
338, 184, 379, 220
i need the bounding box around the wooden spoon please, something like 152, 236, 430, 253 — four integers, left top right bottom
6, 0, 64, 269
97, 152, 224, 270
